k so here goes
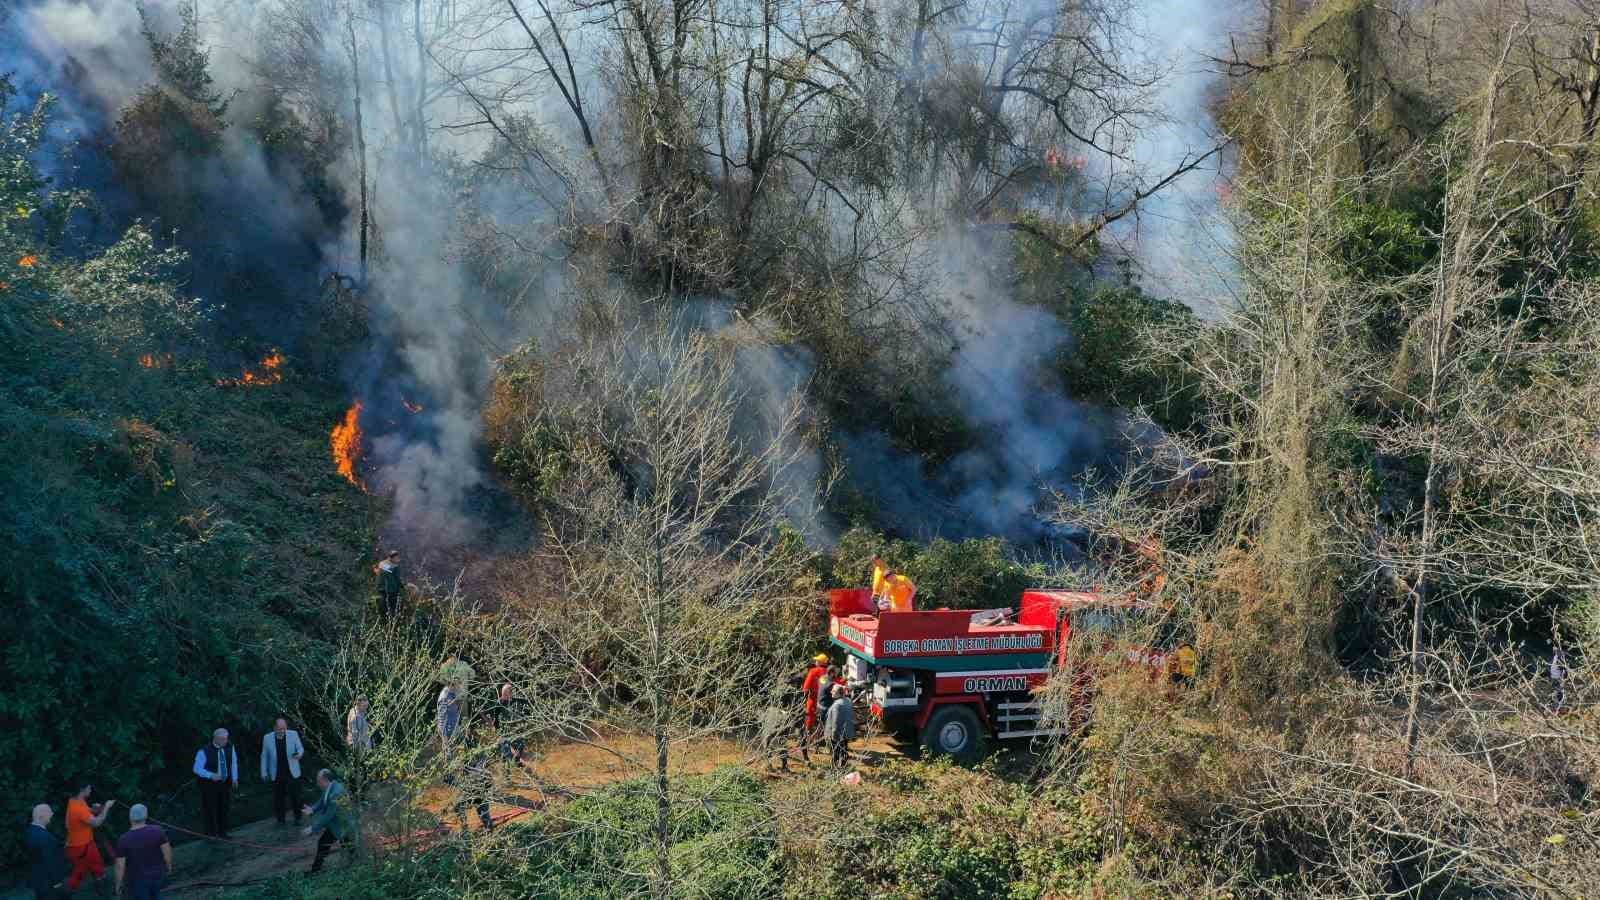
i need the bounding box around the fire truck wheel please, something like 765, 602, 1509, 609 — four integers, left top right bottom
920, 705, 984, 762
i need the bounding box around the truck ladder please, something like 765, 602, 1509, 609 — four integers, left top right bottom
993, 700, 1069, 739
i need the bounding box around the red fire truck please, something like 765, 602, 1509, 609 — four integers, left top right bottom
827, 586, 1193, 760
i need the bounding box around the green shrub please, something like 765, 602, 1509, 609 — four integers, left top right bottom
785, 760, 1106, 900
824, 526, 1033, 610
227, 769, 779, 899
0, 74, 373, 868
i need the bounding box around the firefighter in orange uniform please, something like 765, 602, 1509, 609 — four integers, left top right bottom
802, 654, 829, 733
884, 572, 916, 612
870, 557, 889, 606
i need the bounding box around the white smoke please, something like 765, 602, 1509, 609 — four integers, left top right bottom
839, 228, 1126, 542
1119, 0, 1244, 312
8, 0, 1237, 551
684, 298, 836, 546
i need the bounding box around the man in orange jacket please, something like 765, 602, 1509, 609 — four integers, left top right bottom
63, 782, 115, 894
800, 650, 825, 730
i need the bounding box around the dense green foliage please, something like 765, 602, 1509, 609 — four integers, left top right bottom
786, 761, 1111, 900
822, 525, 1045, 610
225, 764, 1119, 900
0, 78, 373, 865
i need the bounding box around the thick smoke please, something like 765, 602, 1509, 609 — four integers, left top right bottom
839, 230, 1125, 543
835, 1, 1238, 541
1119, 0, 1243, 311
684, 298, 837, 546
7, 0, 1231, 555
11, 0, 554, 551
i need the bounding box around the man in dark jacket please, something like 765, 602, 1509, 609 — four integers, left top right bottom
26, 802, 68, 899
302, 769, 355, 873
823, 684, 857, 768
375, 550, 403, 619
490, 683, 529, 768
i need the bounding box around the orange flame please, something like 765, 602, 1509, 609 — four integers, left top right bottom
402, 399, 424, 414
17, 254, 38, 268
48, 317, 64, 329
331, 401, 365, 487
217, 349, 285, 387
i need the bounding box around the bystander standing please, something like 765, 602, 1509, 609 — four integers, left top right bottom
113, 804, 171, 900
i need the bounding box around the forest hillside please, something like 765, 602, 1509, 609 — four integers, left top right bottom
2, 1, 1597, 897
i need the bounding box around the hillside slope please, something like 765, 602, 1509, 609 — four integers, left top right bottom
0, 80, 376, 866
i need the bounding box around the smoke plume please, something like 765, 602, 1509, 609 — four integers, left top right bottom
6, 0, 1234, 554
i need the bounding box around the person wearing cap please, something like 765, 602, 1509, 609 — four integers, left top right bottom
799, 653, 829, 764
63, 781, 114, 893
375, 550, 404, 618
801, 654, 829, 732
114, 804, 171, 900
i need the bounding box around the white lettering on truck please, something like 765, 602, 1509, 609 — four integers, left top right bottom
881, 634, 1043, 656
961, 676, 1028, 694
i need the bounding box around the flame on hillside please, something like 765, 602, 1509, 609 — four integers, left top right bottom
331, 401, 365, 488
17, 254, 38, 268
138, 352, 173, 369
217, 350, 285, 387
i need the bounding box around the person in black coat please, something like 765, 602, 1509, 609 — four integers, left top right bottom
375, 550, 404, 619
26, 803, 68, 899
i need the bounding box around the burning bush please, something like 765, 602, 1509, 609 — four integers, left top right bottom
215, 350, 284, 387
331, 401, 364, 487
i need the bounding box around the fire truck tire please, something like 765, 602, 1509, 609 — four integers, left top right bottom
920, 705, 985, 762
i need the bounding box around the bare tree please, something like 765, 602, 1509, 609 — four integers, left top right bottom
481, 308, 816, 897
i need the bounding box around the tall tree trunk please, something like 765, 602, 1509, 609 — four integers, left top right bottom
652, 699, 671, 900
414, 0, 429, 158
1402, 454, 1437, 776
1402, 43, 1506, 775
376, 0, 409, 148
346, 16, 370, 282
649, 529, 672, 899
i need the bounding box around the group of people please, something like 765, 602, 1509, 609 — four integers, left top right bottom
799, 654, 857, 768
26, 793, 171, 900
25, 714, 370, 899
192, 718, 361, 872
436, 674, 533, 833
787, 557, 917, 768
781, 559, 916, 771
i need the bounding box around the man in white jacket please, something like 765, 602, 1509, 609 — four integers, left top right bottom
261, 718, 307, 826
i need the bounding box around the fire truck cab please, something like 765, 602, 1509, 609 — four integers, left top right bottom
827, 586, 1191, 760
